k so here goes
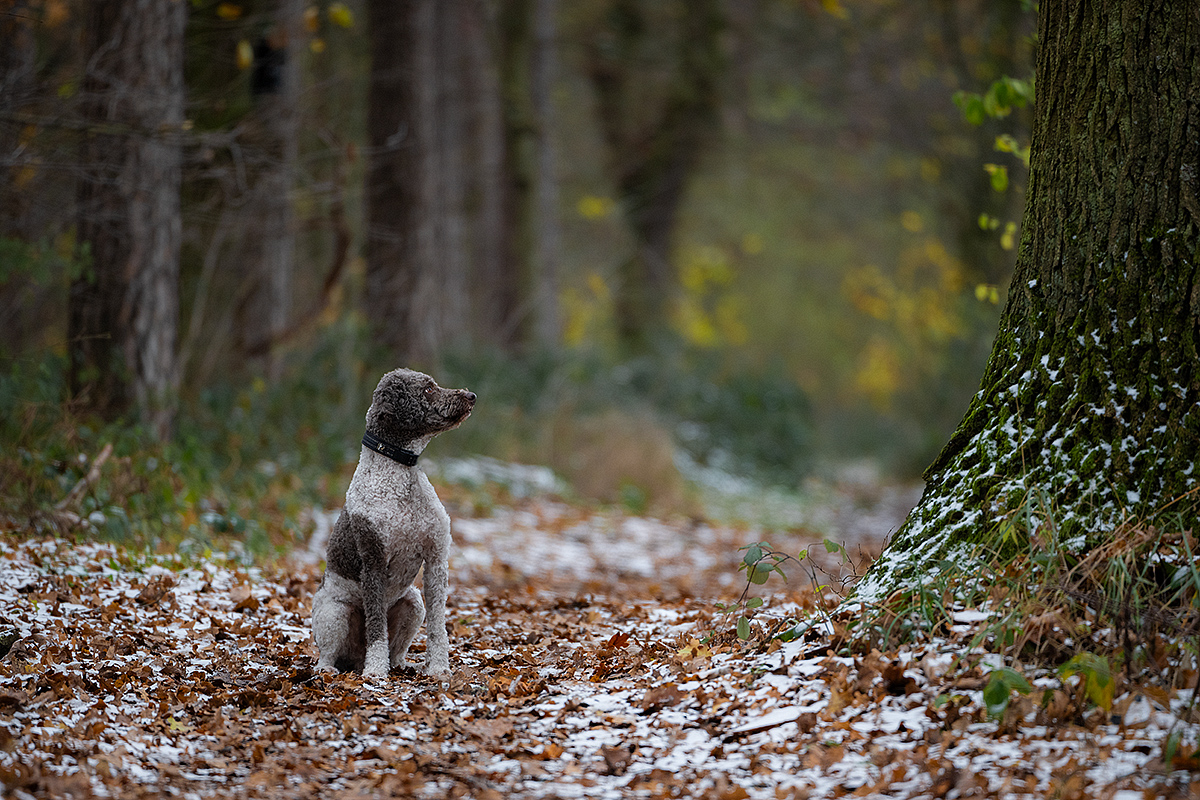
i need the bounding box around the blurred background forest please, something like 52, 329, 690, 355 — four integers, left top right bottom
0, 0, 1033, 548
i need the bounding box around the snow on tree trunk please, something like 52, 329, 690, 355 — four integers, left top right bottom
856, 0, 1200, 602
69, 0, 185, 441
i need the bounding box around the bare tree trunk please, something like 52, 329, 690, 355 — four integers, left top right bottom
366, 0, 475, 365
586, 0, 725, 355
494, 0, 536, 350
236, 0, 303, 378
531, 0, 562, 348
858, 0, 1200, 602
69, 0, 185, 440
464, 0, 511, 348
0, 0, 36, 239
433, 0, 471, 348
364, 0, 421, 361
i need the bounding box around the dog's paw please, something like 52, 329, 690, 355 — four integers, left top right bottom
364, 641, 390, 678
419, 654, 450, 679
316, 662, 338, 674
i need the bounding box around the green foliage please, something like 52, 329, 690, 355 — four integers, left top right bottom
0, 336, 364, 556
718, 538, 859, 643
982, 666, 1032, 720
953, 77, 1034, 125
440, 345, 814, 487
1058, 652, 1113, 712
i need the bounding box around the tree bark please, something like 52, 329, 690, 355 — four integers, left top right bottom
585, 0, 725, 355
364, 0, 422, 361
69, 0, 186, 440
236, 0, 303, 378
365, 0, 472, 366
0, 0, 36, 239
531, 0, 562, 348
495, 0, 536, 350
857, 0, 1200, 602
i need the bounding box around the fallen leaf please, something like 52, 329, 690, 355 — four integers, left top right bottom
677, 638, 712, 660
230, 585, 259, 612
640, 683, 684, 712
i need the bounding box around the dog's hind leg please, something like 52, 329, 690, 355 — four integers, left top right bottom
388, 585, 425, 668
311, 584, 364, 672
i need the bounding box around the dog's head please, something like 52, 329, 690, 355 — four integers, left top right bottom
365, 368, 475, 445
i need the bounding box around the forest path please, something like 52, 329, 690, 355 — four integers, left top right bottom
1, 481, 1193, 799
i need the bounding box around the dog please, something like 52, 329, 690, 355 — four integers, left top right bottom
311, 368, 475, 678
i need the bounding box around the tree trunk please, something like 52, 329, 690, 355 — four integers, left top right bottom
69, 0, 186, 440
431, 0, 470, 350
495, 0, 536, 350
531, 0, 562, 348
857, 0, 1200, 602
585, 0, 725, 355
364, 0, 422, 361
0, 0, 35, 239
365, 0, 472, 366
236, 0, 302, 378
464, 0, 510, 347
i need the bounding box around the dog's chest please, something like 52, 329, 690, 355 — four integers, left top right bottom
344, 458, 450, 545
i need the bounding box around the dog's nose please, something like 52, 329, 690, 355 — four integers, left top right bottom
464, 391, 477, 404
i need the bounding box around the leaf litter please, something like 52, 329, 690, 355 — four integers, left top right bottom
2, 479, 1199, 799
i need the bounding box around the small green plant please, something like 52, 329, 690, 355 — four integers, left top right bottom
982, 665, 1032, 720
1058, 652, 1114, 713
716, 538, 861, 643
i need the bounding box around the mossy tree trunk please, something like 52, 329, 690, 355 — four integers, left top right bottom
857, 0, 1200, 602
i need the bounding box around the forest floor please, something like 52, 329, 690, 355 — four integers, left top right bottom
2, 462, 1198, 799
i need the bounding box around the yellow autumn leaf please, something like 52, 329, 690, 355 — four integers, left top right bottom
577, 195, 615, 220
236, 39, 254, 71
310, 37, 326, 54
740, 232, 763, 255
304, 6, 320, 32
676, 638, 712, 660
1000, 221, 1017, 251
329, 2, 355, 28
216, 3, 243, 21
821, 0, 849, 19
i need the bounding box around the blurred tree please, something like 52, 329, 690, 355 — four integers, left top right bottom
234, 0, 303, 379
584, 0, 725, 355
531, 0, 562, 347
68, 0, 186, 440
364, 0, 477, 365
491, 0, 562, 351
363, 0, 424, 362
365, 0, 562, 362
0, 0, 36, 240
858, 0, 1200, 599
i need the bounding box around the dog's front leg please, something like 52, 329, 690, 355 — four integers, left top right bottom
420, 546, 451, 677
358, 528, 391, 678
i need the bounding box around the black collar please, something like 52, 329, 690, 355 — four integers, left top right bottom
361, 430, 420, 466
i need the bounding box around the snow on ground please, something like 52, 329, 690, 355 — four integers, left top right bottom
2, 474, 1197, 799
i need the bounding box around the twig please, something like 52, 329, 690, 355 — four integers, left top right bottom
55, 443, 112, 513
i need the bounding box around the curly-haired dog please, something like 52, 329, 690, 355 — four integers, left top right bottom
311, 368, 475, 677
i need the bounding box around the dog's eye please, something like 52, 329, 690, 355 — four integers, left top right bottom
424, 386, 437, 399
